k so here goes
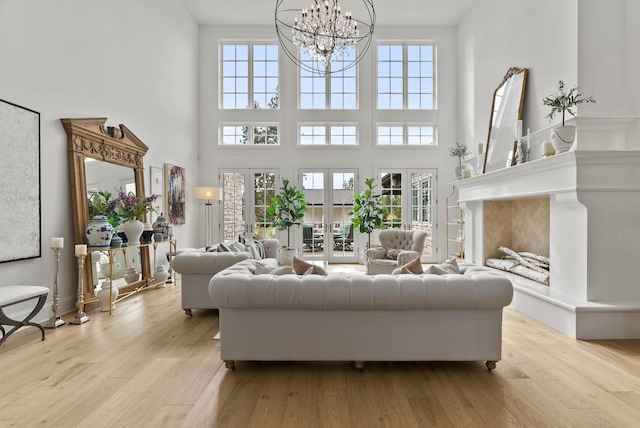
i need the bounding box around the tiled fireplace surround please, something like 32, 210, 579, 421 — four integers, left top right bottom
456, 118, 640, 339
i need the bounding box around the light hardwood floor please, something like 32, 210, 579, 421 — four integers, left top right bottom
1, 270, 640, 427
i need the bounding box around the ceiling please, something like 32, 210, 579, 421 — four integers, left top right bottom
181, 0, 476, 27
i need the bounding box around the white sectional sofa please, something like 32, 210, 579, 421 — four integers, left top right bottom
172, 239, 279, 315
209, 259, 514, 370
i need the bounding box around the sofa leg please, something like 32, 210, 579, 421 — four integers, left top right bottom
354, 361, 365, 370
184, 309, 192, 316
486, 361, 497, 370
224, 360, 236, 370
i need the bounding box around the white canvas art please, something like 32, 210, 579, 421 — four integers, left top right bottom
0, 99, 40, 262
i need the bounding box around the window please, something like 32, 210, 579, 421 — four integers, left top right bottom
377, 125, 435, 146
376, 42, 437, 146
221, 125, 279, 145
299, 47, 357, 109
377, 43, 434, 110
299, 125, 357, 145
222, 43, 279, 109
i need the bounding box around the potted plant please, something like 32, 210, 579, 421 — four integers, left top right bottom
349, 178, 385, 250
267, 178, 307, 265
114, 191, 158, 246
543, 80, 596, 153
86, 190, 120, 248
449, 142, 472, 179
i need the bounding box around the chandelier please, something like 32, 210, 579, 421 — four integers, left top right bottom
275, 0, 375, 75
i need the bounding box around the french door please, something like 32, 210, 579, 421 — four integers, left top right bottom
375, 169, 437, 263
220, 169, 279, 242
299, 169, 359, 263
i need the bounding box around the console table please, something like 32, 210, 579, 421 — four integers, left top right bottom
87, 239, 176, 315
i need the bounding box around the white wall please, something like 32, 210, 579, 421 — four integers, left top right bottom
0, 0, 199, 320
458, 0, 639, 149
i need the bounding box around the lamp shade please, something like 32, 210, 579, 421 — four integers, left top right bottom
195, 187, 222, 201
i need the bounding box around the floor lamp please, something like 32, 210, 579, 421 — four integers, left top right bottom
195, 186, 222, 247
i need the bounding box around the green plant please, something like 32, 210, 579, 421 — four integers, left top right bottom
543, 80, 596, 126
449, 142, 471, 167
115, 191, 158, 221
267, 178, 307, 247
349, 178, 386, 248
88, 190, 123, 228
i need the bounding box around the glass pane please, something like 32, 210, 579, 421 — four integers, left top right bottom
410, 172, 433, 256
380, 172, 402, 229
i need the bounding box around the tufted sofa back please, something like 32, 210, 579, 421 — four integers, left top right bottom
378, 230, 428, 252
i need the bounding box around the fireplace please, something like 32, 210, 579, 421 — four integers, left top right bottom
455, 132, 640, 339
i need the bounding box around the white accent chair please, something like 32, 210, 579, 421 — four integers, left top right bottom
365, 229, 428, 274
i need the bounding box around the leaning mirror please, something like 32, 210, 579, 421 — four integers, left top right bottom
61, 118, 149, 310
483, 67, 528, 173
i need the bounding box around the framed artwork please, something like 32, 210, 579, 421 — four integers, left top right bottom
0, 98, 41, 263
150, 165, 164, 196
165, 163, 186, 225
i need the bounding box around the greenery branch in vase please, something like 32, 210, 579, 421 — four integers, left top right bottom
349, 178, 385, 249
115, 191, 158, 246
267, 178, 307, 251
543, 80, 596, 153
88, 190, 123, 229
449, 142, 472, 180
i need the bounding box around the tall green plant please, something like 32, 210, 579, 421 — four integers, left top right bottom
267, 178, 307, 248
543, 80, 596, 126
349, 178, 386, 248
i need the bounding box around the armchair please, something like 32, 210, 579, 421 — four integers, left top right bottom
365, 229, 428, 274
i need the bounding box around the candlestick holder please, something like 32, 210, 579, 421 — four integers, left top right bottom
70, 253, 90, 325
44, 247, 66, 328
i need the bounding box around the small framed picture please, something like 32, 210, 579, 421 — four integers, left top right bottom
150, 166, 164, 196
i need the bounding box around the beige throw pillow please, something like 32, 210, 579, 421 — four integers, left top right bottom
391, 256, 423, 275
292, 257, 327, 276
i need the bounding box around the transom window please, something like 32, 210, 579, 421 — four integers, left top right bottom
221, 125, 279, 145
299, 125, 358, 145
377, 125, 435, 146
377, 43, 434, 110
222, 43, 279, 109
299, 47, 357, 109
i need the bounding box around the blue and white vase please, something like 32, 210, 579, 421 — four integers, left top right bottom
152, 214, 171, 240
86, 215, 114, 248
122, 219, 144, 246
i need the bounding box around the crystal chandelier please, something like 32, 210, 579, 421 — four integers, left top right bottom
275, 0, 375, 75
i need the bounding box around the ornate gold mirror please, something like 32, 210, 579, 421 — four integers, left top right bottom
62, 118, 150, 307
483, 67, 528, 173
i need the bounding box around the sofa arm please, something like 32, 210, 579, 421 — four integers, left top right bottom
365, 247, 387, 263
173, 251, 251, 275
262, 239, 279, 259
397, 250, 421, 266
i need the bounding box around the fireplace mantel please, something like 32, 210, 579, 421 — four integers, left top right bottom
454, 150, 640, 339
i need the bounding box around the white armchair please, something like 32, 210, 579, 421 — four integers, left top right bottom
365, 230, 428, 274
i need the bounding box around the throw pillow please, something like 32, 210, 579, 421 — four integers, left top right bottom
424, 265, 451, 275
271, 266, 296, 275
218, 243, 231, 252
243, 240, 261, 259
229, 242, 246, 253
303, 265, 328, 276
386, 249, 402, 260
391, 256, 423, 275
254, 261, 276, 274
391, 266, 415, 275
254, 240, 266, 259
292, 256, 327, 276
439, 258, 460, 274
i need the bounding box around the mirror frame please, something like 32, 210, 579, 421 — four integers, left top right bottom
61, 118, 150, 302
483, 67, 528, 173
